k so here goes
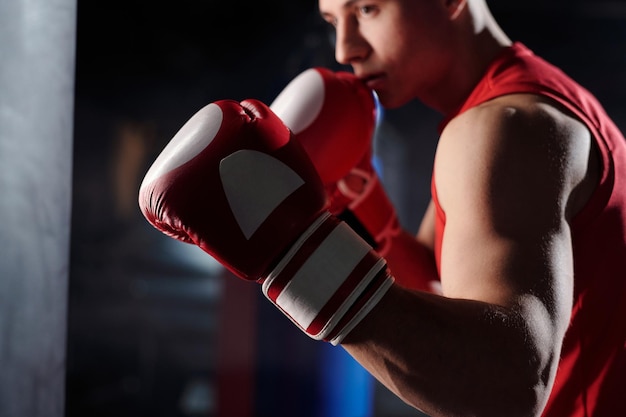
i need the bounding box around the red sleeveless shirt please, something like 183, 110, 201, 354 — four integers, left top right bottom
433, 43, 626, 417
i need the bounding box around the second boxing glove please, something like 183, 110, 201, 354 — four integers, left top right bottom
271, 68, 441, 293
270, 67, 400, 256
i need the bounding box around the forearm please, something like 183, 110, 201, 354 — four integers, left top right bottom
342, 285, 559, 417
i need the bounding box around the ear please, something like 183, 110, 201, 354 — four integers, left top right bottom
446, 0, 467, 19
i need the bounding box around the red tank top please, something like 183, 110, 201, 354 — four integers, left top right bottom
433, 43, 626, 417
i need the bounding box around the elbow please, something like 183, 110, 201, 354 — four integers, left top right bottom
390, 364, 554, 417
511, 350, 559, 417
481, 334, 560, 417
493, 376, 553, 417
446, 372, 554, 417
481, 295, 564, 417
482, 328, 559, 416
444, 335, 559, 417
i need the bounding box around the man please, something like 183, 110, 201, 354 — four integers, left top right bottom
138, 0, 625, 416
317, 0, 626, 416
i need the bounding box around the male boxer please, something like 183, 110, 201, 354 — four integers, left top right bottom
140, 0, 626, 416
315, 0, 626, 416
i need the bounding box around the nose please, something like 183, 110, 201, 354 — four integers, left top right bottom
334, 17, 369, 65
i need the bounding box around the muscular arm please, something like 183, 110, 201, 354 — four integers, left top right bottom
341, 94, 597, 417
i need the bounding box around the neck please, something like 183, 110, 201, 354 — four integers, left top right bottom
422, 5, 512, 115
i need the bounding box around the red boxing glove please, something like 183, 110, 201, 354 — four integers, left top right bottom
138, 99, 394, 344
270, 68, 400, 256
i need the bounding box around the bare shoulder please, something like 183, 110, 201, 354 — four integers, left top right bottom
436, 93, 598, 222
442, 93, 591, 155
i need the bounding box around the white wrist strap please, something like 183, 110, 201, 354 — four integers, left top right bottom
262, 212, 394, 344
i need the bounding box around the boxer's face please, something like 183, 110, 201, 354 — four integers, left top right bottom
318, 0, 460, 109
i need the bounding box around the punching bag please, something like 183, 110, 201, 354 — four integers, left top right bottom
0, 0, 76, 416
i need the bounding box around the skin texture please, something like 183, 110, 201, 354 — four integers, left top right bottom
317, 0, 601, 416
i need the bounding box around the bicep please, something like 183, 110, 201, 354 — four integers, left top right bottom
434, 102, 575, 330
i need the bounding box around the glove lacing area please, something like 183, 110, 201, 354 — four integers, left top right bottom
261, 212, 394, 345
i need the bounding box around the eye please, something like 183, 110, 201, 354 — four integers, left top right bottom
357, 4, 378, 17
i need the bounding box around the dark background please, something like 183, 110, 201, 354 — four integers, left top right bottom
67, 1, 626, 416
